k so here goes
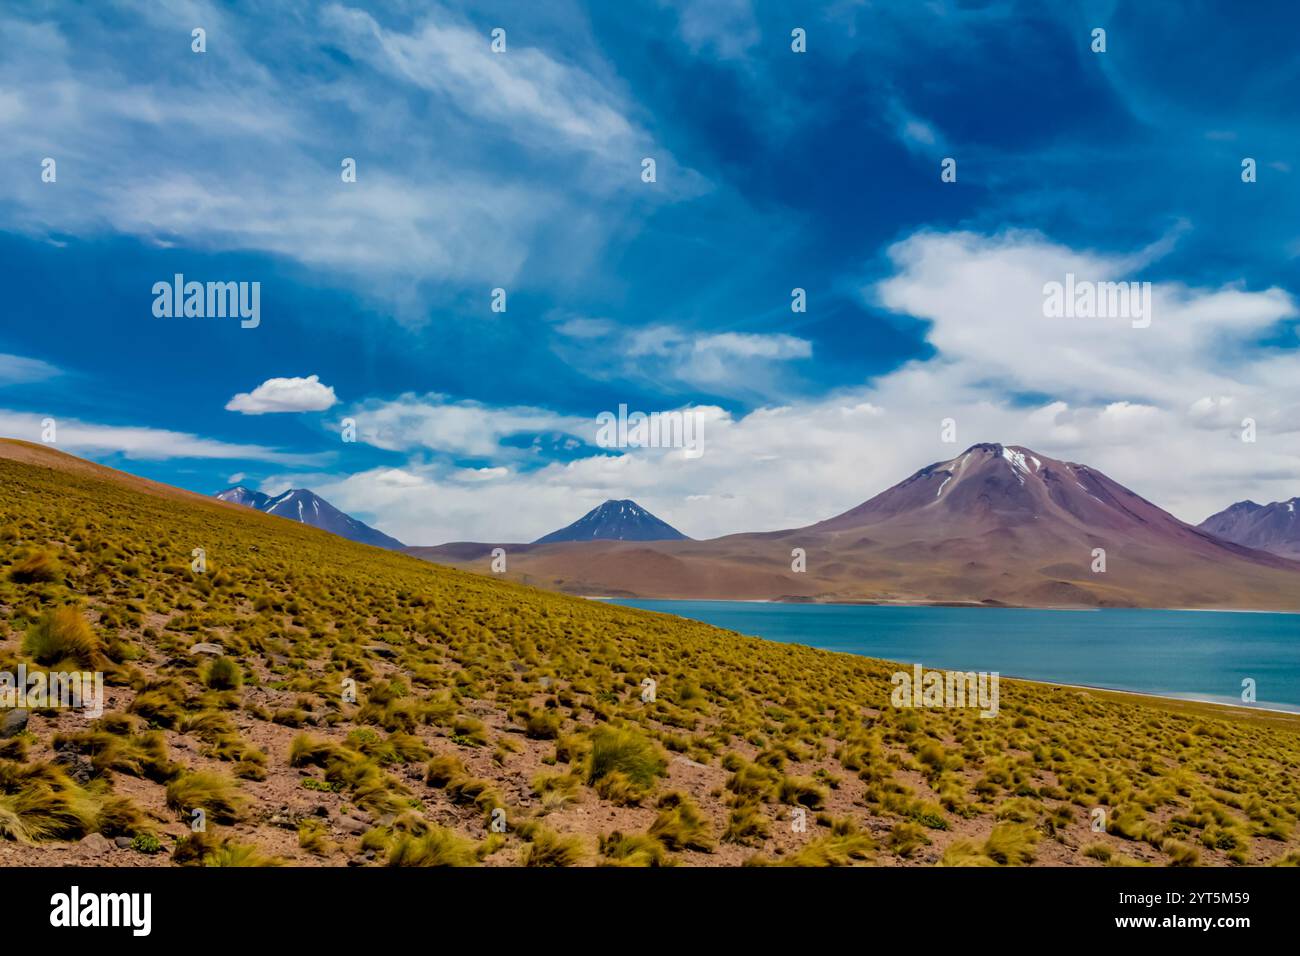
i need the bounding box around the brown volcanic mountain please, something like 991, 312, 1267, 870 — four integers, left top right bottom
1198, 498, 1300, 559
408, 443, 1300, 610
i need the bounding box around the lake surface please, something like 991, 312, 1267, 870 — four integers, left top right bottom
609, 600, 1300, 712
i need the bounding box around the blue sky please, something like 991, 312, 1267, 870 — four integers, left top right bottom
1, 0, 1298, 542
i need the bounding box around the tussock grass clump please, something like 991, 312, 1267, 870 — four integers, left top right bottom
165, 771, 247, 824
204, 656, 242, 691
128, 680, 188, 729
173, 830, 283, 867
778, 775, 827, 810
648, 791, 714, 852
586, 725, 666, 806
23, 607, 99, 666
782, 831, 876, 866
298, 818, 337, 856
942, 823, 1039, 866
531, 771, 582, 813
1161, 838, 1200, 866
888, 820, 932, 857
53, 720, 177, 782
205, 842, 285, 867
723, 802, 770, 846
94, 795, 149, 837
0, 762, 95, 842
599, 831, 673, 867
387, 827, 479, 867
290, 733, 411, 815
9, 549, 62, 584
520, 827, 585, 867
1082, 842, 1112, 862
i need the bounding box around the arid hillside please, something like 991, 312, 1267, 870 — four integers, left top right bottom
2, 439, 1299, 868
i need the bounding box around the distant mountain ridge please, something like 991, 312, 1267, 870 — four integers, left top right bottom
1199, 498, 1300, 559
408, 442, 1300, 610
215, 485, 403, 550
534, 499, 689, 544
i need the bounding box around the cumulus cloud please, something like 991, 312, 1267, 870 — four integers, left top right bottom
226, 375, 339, 415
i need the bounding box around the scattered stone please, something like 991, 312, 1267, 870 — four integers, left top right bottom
114, 837, 133, 849
267, 806, 302, 830
79, 833, 112, 856
340, 817, 368, 835
190, 642, 223, 656
53, 752, 94, 785
0, 709, 29, 738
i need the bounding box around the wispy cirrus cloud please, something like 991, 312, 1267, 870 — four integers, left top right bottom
0, 1, 704, 320
0, 409, 328, 466
344, 393, 589, 458
0, 353, 59, 386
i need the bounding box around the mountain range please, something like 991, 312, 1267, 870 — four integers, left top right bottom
405, 442, 1300, 610
1198, 498, 1300, 559
215, 485, 403, 550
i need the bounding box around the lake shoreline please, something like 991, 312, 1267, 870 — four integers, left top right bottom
583, 595, 1300, 614
605, 596, 1300, 719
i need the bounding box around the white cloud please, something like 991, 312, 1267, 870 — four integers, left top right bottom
348, 394, 588, 458
0, 353, 59, 386
0, 4, 702, 314
226, 375, 339, 415
558, 324, 813, 396
661, 0, 760, 60
693, 332, 812, 360
0, 409, 326, 465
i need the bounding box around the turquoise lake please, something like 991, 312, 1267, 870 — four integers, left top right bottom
609, 600, 1300, 713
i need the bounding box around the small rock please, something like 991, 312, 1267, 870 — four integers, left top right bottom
0, 709, 29, 738
79, 833, 112, 856
114, 837, 133, 849
54, 752, 94, 786
190, 642, 223, 656
340, 817, 368, 836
